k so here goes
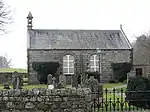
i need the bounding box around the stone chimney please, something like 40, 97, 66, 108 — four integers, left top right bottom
27, 12, 33, 29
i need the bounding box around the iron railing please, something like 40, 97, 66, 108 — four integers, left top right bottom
92, 88, 150, 112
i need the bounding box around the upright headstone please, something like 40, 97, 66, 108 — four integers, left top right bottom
127, 70, 136, 85
12, 71, 22, 89
47, 74, 54, 89
52, 77, 56, 88
47, 74, 53, 85
72, 75, 78, 87
87, 76, 99, 92
59, 73, 66, 88
81, 73, 88, 87
87, 76, 101, 100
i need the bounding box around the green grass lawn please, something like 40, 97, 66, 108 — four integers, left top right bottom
0, 68, 27, 73
103, 83, 126, 88
23, 84, 47, 89
0, 84, 47, 90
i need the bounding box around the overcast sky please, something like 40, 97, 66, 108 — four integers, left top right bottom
0, 0, 150, 69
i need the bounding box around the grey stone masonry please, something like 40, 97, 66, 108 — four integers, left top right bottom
0, 88, 92, 112
28, 49, 132, 84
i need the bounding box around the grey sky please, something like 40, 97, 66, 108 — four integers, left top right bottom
0, 0, 150, 68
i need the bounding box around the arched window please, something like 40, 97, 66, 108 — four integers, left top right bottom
63, 55, 74, 74
89, 54, 99, 72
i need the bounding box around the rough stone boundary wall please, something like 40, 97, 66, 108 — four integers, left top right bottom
0, 88, 92, 112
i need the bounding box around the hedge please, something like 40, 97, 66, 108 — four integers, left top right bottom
32, 62, 60, 84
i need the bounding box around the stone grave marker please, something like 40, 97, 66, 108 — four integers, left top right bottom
52, 77, 56, 88
47, 74, 54, 89
72, 75, 78, 87
59, 73, 66, 88
127, 70, 136, 85
12, 71, 22, 89
87, 76, 99, 93
47, 74, 53, 84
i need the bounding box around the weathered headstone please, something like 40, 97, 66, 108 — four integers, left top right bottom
87, 76, 99, 92
72, 75, 78, 87
47, 74, 53, 85
52, 77, 56, 88
12, 71, 22, 89
59, 73, 66, 88
66, 75, 72, 86
127, 70, 136, 85
47, 74, 54, 89
81, 73, 88, 87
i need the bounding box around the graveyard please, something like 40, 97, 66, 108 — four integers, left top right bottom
0, 8, 149, 112
0, 12, 148, 112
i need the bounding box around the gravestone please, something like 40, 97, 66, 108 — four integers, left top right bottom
87, 76, 99, 92
47, 74, 54, 89
72, 75, 78, 87
81, 73, 88, 87
47, 74, 53, 85
87, 76, 103, 100
59, 73, 66, 88
66, 75, 72, 86
127, 70, 136, 85
12, 71, 22, 89
52, 77, 56, 88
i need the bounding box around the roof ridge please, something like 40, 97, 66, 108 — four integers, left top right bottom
31, 29, 121, 31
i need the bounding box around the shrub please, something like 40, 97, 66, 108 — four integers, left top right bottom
126, 76, 150, 109
32, 62, 60, 84
111, 63, 132, 82
123, 79, 127, 84
84, 71, 100, 82
24, 73, 28, 78
109, 80, 116, 83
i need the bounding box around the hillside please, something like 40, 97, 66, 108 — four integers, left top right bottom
0, 68, 27, 73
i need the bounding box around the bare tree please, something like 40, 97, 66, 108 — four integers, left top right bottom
133, 33, 150, 64
0, 55, 11, 68
0, 0, 12, 33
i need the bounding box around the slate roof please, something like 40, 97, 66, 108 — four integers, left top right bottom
28, 29, 132, 49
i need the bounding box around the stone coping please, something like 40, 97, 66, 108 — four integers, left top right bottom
0, 88, 91, 96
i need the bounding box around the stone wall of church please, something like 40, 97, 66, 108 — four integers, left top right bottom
27, 49, 132, 84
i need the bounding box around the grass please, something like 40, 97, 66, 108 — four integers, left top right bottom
23, 84, 47, 89
103, 83, 126, 88
0, 68, 27, 73
0, 84, 47, 90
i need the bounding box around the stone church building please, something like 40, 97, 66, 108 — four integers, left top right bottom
27, 12, 133, 84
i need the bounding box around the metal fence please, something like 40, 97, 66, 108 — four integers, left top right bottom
92, 88, 150, 112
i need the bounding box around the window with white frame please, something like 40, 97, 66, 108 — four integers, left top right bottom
89, 54, 100, 72
63, 55, 74, 74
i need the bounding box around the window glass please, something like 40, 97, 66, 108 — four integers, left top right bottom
63, 55, 74, 74
90, 54, 100, 72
